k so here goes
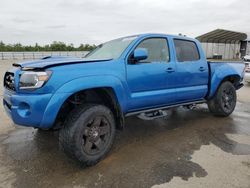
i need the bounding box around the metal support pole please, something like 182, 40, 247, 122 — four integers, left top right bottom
229, 42, 232, 59
204, 42, 208, 58
234, 42, 236, 59
237, 41, 240, 59
246, 41, 248, 55
217, 42, 219, 55
224, 43, 226, 60
233, 43, 235, 59
211, 43, 213, 57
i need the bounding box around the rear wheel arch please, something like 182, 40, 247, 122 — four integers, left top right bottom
220, 75, 241, 87
208, 74, 241, 99
215, 74, 241, 93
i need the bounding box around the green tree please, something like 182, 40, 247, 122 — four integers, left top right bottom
0, 41, 96, 52
0, 41, 6, 51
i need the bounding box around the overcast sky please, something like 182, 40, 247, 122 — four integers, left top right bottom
0, 0, 250, 46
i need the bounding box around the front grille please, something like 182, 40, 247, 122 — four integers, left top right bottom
4, 72, 15, 91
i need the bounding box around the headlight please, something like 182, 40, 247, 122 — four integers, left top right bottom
19, 71, 52, 90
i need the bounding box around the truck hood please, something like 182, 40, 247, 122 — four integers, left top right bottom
13, 56, 112, 70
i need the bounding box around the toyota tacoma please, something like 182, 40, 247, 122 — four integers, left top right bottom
3, 33, 245, 166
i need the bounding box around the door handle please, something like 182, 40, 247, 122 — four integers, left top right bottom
199, 67, 206, 72
166, 67, 175, 73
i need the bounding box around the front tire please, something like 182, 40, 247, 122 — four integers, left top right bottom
59, 104, 116, 166
208, 81, 237, 117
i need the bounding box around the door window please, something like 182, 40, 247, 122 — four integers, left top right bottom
174, 39, 200, 62
135, 38, 170, 63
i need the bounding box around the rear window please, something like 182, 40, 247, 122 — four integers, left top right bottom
174, 39, 200, 62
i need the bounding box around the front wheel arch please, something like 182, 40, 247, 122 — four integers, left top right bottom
54, 87, 124, 130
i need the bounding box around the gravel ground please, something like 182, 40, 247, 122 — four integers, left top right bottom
0, 60, 250, 188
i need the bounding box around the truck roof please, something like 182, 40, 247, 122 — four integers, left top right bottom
129, 33, 197, 42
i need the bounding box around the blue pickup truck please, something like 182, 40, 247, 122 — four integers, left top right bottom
3, 33, 245, 165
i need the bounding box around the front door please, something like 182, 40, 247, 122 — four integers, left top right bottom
126, 37, 176, 111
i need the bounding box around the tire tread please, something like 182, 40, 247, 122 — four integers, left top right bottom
208, 81, 236, 117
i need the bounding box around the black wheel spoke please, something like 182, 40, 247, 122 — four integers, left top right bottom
225, 103, 229, 109
82, 116, 111, 154
222, 97, 226, 103
94, 138, 105, 150
84, 127, 90, 136
92, 117, 102, 127
221, 86, 236, 112
85, 139, 93, 153
99, 126, 109, 135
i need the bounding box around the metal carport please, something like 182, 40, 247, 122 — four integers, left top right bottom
196, 29, 247, 59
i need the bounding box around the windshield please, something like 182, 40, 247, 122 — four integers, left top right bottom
85, 36, 138, 60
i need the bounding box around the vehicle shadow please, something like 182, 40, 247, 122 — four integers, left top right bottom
1, 104, 250, 188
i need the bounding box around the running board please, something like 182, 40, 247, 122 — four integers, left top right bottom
183, 103, 197, 110
137, 110, 168, 120
125, 100, 206, 117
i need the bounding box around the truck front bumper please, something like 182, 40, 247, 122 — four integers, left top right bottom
3, 89, 52, 128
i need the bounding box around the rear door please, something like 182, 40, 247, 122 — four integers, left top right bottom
173, 39, 209, 102
126, 37, 176, 111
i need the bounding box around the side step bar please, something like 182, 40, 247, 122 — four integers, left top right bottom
125, 100, 206, 117
137, 110, 168, 120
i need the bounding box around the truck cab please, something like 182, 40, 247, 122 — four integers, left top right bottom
125, 35, 209, 111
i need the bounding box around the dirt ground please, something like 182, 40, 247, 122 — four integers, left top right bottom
0, 60, 250, 188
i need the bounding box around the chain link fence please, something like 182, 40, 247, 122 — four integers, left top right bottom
0, 51, 89, 60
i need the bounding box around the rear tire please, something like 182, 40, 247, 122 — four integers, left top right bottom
59, 104, 116, 166
208, 81, 237, 117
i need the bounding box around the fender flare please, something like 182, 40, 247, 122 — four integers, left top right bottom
208, 63, 243, 98
40, 75, 127, 128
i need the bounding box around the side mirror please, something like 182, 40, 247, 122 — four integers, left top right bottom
133, 48, 148, 62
